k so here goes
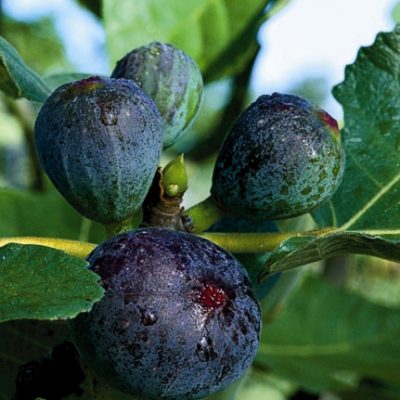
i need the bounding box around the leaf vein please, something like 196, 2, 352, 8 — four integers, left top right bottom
340, 172, 400, 230
346, 148, 382, 188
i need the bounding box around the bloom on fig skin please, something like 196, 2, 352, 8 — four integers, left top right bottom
111, 41, 204, 148
34, 76, 163, 224
71, 228, 261, 400
211, 92, 345, 220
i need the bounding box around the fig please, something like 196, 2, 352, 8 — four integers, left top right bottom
15, 341, 85, 400
211, 93, 345, 220
71, 228, 260, 400
111, 41, 203, 148
34, 76, 163, 224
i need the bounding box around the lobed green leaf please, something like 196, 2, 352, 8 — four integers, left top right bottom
256, 276, 400, 391
0, 36, 51, 102
259, 25, 400, 276
260, 231, 400, 280
314, 25, 400, 231
0, 244, 104, 323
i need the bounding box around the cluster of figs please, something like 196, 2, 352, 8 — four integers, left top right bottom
34, 41, 345, 399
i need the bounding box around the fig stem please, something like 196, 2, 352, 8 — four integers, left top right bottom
103, 216, 134, 239
0, 228, 337, 258
185, 196, 226, 232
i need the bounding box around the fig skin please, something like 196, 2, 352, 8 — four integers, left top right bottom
111, 41, 203, 148
34, 76, 163, 224
71, 228, 261, 400
211, 93, 345, 220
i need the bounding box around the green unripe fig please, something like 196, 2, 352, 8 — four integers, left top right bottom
34, 76, 164, 224
111, 41, 203, 148
211, 93, 345, 220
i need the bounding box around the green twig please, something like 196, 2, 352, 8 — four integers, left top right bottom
199, 229, 335, 253
0, 228, 337, 259
78, 217, 92, 242
103, 217, 134, 239
0, 236, 96, 258
199, 232, 300, 253
185, 196, 226, 233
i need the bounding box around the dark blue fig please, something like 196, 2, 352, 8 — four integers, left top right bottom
211, 93, 345, 220
111, 41, 203, 148
34, 76, 163, 224
71, 228, 260, 400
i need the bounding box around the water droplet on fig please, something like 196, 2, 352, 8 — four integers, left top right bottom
257, 119, 266, 128
141, 309, 158, 326
196, 337, 218, 362
149, 48, 160, 56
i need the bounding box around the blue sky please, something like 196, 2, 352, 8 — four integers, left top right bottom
3, 0, 109, 73
3, 0, 398, 118
252, 0, 398, 116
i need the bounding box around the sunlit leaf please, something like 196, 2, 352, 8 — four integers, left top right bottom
259, 26, 400, 276
103, 0, 287, 81
314, 25, 400, 232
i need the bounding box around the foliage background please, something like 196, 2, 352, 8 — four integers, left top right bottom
1, 1, 400, 399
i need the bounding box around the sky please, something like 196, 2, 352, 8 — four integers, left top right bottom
3, 0, 109, 73
252, 0, 398, 117
3, 0, 398, 118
